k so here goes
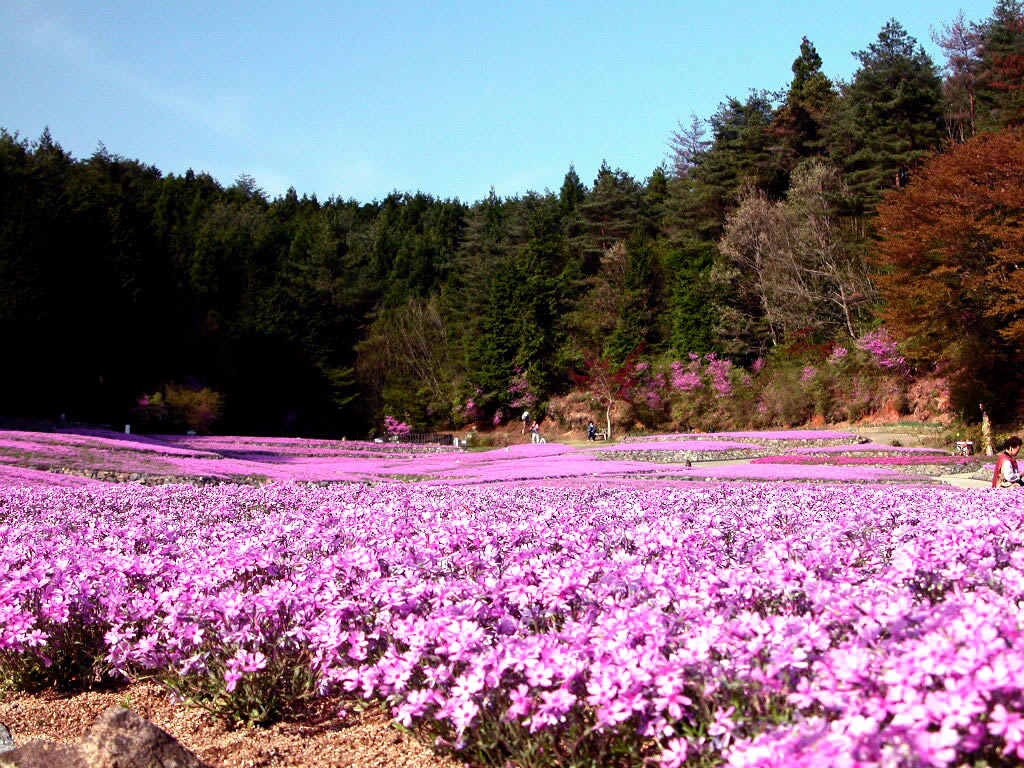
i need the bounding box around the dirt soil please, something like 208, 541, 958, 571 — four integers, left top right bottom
0, 682, 461, 768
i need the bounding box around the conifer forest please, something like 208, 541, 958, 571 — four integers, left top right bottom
3, 6, 1024, 436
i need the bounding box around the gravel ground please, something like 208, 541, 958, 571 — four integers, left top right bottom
0, 683, 461, 768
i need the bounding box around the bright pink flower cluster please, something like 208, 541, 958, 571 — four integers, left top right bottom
828, 346, 849, 364
671, 359, 702, 392
857, 329, 909, 374
3, 482, 1024, 766
384, 416, 413, 436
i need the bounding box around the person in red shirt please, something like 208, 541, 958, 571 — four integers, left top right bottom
992, 436, 1023, 488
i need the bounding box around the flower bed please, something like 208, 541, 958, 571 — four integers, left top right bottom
3, 482, 1024, 766
0, 430, 934, 487
785, 442, 947, 456
0, 464, 102, 488
588, 440, 768, 463
640, 462, 928, 484
622, 431, 863, 452
752, 454, 983, 476
623, 430, 858, 443
157, 434, 461, 455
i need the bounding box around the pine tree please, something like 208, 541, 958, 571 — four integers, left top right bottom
977, 0, 1024, 127
771, 38, 838, 169
578, 161, 641, 273
558, 164, 586, 213
830, 20, 945, 212
678, 92, 782, 241
607, 234, 659, 361
668, 114, 711, 178
664, 237, 717, 355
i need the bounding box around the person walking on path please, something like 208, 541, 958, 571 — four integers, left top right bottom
992, 436, 1023, 487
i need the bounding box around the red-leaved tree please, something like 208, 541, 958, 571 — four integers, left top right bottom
570, 352, 644, 439
874, 128, 1024, 404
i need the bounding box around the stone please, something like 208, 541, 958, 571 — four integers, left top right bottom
0, 725, 14, 753
0, 709, 207, 768
0, 741, 89, 768
79, 707, 207, 768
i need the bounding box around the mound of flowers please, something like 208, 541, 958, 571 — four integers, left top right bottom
784, 442, 948, 456
587, 439, 767, 462
622, 430, 860, 450
156, 434, 461, 456
751, 454, 980, 477
1, 432, 925, 487
3, 482, 1024, 766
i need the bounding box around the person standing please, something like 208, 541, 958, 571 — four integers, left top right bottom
992, 436, 1023, 488
587, 420, 597, 441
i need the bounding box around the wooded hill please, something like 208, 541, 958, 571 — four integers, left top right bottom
3, 5, 1024, 436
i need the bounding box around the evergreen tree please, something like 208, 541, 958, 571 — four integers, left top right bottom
976, 0, 1024, 128
933, 11, 985, 140
559, 165, 588, 275
558, 164, 586, 213
668, 114, 710, 178
771, 38, 838, 169
578, 161, 641, 273
664, 237, 717, 355
444, 188, 511, 376
830, 20, 945, 212
607, 234, 659, 361
676, 91, 782, 241
471, 258, 524, 408
641, 165, 669, 236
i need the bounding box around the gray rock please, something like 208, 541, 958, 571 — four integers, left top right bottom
0, 709, 207, 768
79, 707, 207, 768
0, 724, 13, 753
0, 741, 89, 768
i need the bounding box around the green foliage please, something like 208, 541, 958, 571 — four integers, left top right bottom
772, 37, 838, 167
135, 384, 224, 434
606, 234, 659, 361
829, 20, 945, 212
663, 237, 718, 356
976, 0, 1024, 128
157, 647, 319, 727
3, 6, 1022, 437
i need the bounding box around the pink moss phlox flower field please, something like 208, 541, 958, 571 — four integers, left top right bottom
4, 481, 1024, 766
644, 463, 920, 483
0, 429, 947, 486
624, 430, 858, 443
753, 455, 973, 467
0, 464, 102, 488
588, 440, 764, 452
787, 443, 947, 455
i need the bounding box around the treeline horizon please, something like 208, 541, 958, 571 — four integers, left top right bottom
3, 4, 1024, 436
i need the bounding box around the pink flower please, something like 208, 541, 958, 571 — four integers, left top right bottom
224, 668, 242, 692
709, 706, 736, 737
659, 737, 688, 767
914, 727, 960, 767
989, 704, 1024, 757
506, 684, 532, 719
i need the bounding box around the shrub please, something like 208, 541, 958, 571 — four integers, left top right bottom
134, 384, 224, 434
384, 415, 413, 437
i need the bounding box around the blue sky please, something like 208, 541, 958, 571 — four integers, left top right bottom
0, 0, 996, 204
